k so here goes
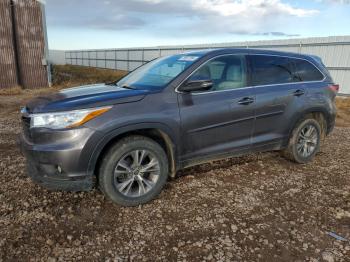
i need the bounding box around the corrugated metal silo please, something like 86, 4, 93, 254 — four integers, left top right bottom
13, 0, 49, 88
0, 0, 49, 89
0, 0, 18, 89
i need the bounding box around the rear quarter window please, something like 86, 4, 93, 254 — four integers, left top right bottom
250, 55, 295, 86
293, 59, 324, 82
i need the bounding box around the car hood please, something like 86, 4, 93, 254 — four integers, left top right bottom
26, 83, 153, 113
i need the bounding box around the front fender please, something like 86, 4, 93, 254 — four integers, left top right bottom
86, 122, 179, 178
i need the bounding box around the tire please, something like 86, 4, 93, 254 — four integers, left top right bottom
282, 118, 322, 164
98, 135, 169, 206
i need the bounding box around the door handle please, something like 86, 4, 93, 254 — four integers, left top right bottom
238, 97, 255, 105
293, 89, 305, 97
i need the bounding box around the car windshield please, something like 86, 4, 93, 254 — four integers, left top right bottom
117, 54, 202, 90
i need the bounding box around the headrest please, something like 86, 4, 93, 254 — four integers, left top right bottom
196, 65, 211, 79
226, 65, 242, 82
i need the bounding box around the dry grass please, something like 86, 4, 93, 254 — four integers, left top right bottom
0, 86, 60, 97
0, 65, 127, 96
0, 86, 24, 96
336, 97, 350, 127
52, 65, 127, 88
0, 66, 128, 117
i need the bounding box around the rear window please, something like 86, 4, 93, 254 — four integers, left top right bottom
293, 59, 324, 82
250, 55, 295, 86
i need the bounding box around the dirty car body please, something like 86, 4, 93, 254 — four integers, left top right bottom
19, 49, 338, 206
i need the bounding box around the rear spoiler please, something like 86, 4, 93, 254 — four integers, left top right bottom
309, 55, 323, 65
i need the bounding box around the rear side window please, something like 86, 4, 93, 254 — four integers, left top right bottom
293, 59, 324, 82
250, 55, 295, 86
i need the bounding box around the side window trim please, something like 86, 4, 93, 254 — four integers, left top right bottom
175, 53, 326, 94
247, 54, 326, 88
175, 53, 250, 95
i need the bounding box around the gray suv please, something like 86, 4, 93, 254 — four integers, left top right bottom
19, 49, 338, 206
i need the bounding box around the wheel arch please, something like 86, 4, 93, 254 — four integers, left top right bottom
285, 107, 330, 146
87, 123, 179, 183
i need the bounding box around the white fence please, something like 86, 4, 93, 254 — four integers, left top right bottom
62, 36, 350, 94
48, 50, 66, 65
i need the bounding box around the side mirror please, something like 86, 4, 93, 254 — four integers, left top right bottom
178, 79, 213, 93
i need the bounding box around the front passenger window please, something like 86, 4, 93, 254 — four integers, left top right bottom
188, 55, 247, 91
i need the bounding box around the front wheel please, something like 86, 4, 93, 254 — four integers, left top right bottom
98, 136, 169, 206
283, 118, 321, 164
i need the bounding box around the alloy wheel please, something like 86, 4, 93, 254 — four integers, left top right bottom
113, 149, 160, 197
296, 124, 319, 158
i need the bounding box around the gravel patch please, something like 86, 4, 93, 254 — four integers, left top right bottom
0, 112, 350, 261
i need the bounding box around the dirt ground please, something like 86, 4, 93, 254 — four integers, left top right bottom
1, 68, 350, 261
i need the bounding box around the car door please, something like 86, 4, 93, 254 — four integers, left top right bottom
178, 54, 255, 161
248, 54, 308, 147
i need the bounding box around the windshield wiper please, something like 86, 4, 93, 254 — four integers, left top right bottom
105, 81, 117, 86
106, 81, 135, 90
120, 84, 135, 90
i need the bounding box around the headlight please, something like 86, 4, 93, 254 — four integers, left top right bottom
30, 106, 112, 129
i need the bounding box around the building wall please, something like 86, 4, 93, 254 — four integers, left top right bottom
65, 35, 350, 94
0, 0, 48, 89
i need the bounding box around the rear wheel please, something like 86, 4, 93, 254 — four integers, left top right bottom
99, 136, 169, 206
283, 118, 321, 164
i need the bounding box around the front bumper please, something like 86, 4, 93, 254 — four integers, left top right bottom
25, 158, 93, 191
18, 127, 101, 192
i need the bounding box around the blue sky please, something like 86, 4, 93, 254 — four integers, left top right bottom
45, 0, 350, 50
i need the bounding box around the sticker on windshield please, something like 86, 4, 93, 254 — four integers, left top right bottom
178, 56, 199, 62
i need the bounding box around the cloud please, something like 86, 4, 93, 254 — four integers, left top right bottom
46, 0, 318, 36
84, 16, 144, 30
46, 0, 147, 30
261, 32, 300, 37
317, 0, 350, 3
129, 0, 318, 17
168, 0, 317, 36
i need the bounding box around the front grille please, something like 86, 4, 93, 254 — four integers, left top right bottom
21, 116, 31, 139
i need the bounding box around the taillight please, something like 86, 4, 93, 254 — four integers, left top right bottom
328, 84, 340, 93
